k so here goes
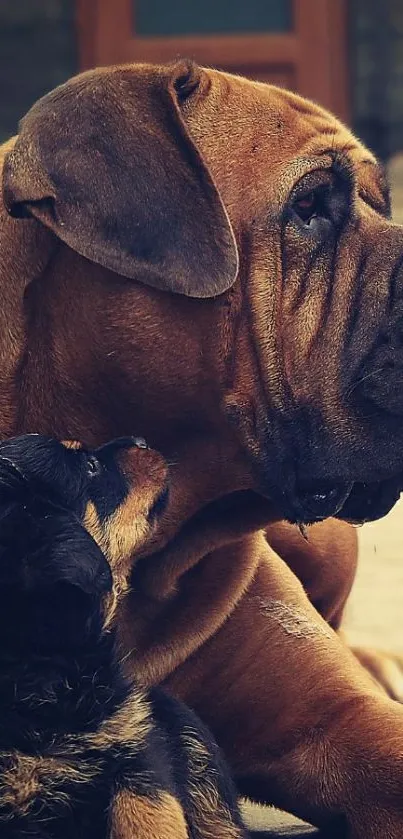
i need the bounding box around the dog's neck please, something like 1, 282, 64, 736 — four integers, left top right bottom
3, 228, 260, 523
0, 142, 277, 616
0, 140, 267, 529
0, 140, 59, 439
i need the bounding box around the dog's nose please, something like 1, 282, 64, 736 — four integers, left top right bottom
96, 436, 149, 455
131, 437, 148, 449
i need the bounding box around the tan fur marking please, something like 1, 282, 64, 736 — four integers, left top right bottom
105, 504, 151, 568
83, 498, 154, 627
83, 501, 104, 547
82, 499, 151, 570
181, 728, 244, 838
80, 447, 167, 623
84, 689, 152, 751
109, 789, 189, 839
61, 439, 82, 450
17, 693, 152, 768
0, 752, 99, 818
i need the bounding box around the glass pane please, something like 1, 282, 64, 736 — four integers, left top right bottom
134, 0, 292, 37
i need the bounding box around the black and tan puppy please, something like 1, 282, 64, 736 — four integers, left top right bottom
0, 434, 246, 839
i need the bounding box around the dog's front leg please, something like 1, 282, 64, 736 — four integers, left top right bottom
109, 789, 189, 839
164, 533, 403, 837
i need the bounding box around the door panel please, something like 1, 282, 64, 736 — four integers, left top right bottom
76, 0, 349, 121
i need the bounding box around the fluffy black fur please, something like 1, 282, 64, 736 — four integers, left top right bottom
0, 434, 246, 839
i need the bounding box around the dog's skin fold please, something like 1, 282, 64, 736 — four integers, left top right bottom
2, 61, 403, 834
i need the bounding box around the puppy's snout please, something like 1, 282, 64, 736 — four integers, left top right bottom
82, 439, 169, 575
116, 444, 169, 500
95, 436, 169, 519
93, 437, 170, 540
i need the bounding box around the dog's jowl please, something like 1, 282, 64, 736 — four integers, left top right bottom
0, 434, 246, 839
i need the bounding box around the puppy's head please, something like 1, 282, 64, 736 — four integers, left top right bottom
0, 434, 168, 647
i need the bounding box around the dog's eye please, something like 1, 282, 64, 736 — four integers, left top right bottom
293, 191, 322, 224
87, 455, 102, 477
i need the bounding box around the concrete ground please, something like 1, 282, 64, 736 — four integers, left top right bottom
242, 158, 403, 836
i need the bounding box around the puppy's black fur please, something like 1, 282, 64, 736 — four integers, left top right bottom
0, 434, 246, 839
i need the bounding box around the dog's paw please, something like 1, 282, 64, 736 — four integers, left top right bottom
351, 645, 403, 702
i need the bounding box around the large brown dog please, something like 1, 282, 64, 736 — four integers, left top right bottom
2, 61, 403, 836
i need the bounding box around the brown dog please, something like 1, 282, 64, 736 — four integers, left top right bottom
2, 61, 403, 835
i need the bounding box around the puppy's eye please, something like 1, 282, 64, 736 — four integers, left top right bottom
87, 455, 102, 477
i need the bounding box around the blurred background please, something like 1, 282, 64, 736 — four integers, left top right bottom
0, 0, 402, 661
2, 0, 403, 160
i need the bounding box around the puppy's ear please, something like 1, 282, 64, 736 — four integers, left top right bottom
2, 61, 238, 299
0, 500, 112, 598
45, 530, 113, 597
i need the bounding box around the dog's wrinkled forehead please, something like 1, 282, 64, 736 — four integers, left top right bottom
184, 68, 385, 223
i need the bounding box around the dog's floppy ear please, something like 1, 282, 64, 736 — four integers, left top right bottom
2, 60, 238, 298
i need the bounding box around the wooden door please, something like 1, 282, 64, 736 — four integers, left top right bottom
77, 0, 350, 121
